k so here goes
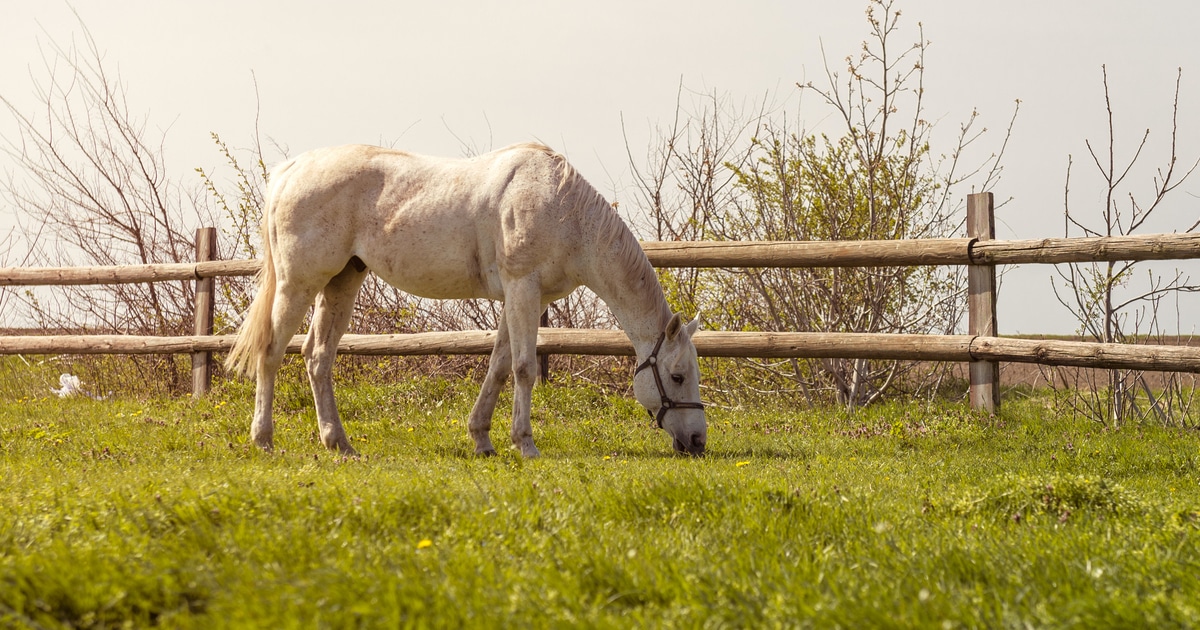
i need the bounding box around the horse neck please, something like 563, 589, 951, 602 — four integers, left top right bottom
581, 219, 672, 354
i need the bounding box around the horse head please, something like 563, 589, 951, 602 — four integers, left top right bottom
634, 312, 707, 456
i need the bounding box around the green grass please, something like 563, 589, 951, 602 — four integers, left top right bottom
2, 373, 1199, 628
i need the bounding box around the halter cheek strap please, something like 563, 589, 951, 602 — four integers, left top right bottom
634, 332, 706, 428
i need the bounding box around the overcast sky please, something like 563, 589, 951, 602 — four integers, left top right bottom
2, 0, 1198, 335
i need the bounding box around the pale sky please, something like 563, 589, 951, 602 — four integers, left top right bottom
2, 0, 1198, 335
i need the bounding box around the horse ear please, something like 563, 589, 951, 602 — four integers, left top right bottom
684, 313, 701, 337
665, 312, 683, 340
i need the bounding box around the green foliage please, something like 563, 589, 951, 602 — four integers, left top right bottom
730, 131, 934, 242
723, 129, 949, 340
196, 132, 269, 265
631, 1, 1012, 408
2, 379, 1199, 627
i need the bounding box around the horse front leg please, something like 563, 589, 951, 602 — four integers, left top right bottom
467, 308, 511, 456
503, 278, 544, 458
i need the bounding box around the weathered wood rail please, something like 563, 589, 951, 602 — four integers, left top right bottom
2, 193, 1197, 408
2, 330, 1198, 374
3, 233, 1198, 285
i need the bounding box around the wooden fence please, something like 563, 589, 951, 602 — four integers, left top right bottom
3, 193, 1199, 411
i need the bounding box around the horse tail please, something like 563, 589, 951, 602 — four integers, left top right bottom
225, 170, 286, 379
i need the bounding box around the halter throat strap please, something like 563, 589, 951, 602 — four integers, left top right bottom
634, 332, 706, 428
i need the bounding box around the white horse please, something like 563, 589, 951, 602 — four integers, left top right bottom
226, 143, 707, 457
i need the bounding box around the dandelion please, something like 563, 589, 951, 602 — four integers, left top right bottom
736, 460, 751, 467
416, 539, 433, 549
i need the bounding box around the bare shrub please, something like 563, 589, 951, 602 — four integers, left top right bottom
626, 0, 1015, 408
0, 22, 216, 393
1049, 66, 1199, 427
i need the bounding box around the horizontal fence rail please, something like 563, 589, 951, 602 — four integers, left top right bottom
2, 330, 1198, 374
0, 260, 261, 286
3, 232, 1199, 286
643, 233, 1200, 268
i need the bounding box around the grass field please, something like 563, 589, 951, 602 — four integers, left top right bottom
2, 370, 1199, 628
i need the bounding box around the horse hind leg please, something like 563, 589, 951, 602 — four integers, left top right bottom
252, 278, 324, 451
303, 260, 368, 454
467, 307, 512, 455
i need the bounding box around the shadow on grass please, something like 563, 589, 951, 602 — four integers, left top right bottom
414, 444, 804, 463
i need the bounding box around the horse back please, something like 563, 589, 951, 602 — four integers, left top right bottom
266, 144, 589, 301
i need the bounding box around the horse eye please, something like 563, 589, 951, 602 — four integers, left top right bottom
671, 374, 684, 385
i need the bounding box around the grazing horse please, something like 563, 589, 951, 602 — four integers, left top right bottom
225, 143, 707, 457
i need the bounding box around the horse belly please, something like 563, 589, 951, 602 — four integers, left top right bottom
362, 235, 502, 301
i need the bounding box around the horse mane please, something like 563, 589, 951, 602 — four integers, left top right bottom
501, 142, 581, 196
494, 143, 665, 318
528, 145, 669, 324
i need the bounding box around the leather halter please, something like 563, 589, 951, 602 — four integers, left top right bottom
634, 332, 706, 428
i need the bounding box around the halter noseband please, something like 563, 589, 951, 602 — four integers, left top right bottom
634, 332, 706, 428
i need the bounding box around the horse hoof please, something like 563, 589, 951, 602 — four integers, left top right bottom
475, 447, 497, 457
519, 445, 541, 459
331, 441, 359, 456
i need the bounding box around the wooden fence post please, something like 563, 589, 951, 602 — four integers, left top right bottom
967, 193, 1000, 412
192, 227, 217, 397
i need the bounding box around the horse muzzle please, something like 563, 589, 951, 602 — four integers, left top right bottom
672, 432, 706, 457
